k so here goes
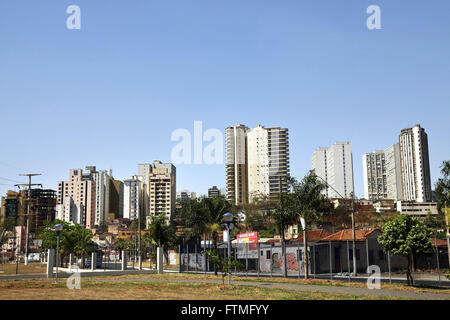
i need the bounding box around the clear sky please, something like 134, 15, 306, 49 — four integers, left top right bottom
0, 0, 449, 198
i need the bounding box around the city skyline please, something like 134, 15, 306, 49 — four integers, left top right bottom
0, 122, 447, 200
1, 1, 449, 199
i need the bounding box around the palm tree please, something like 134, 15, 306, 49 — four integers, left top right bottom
272, 192, 298, 278
147, 213, 177, 267
285, 171, 330, 279
113, 238, 129, 258
202, 195, 233, 249
147, 213, 177, 249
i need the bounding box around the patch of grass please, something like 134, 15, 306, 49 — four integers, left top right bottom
84, 273, 450, 295
0, 262, 47, 275
0, 279, 407, 300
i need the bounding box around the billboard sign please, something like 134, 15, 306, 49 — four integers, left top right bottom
237, 232, 258, 259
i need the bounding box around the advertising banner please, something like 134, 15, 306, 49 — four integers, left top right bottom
237, 232, 258, 259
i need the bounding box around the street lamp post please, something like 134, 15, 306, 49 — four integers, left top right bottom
223, 213, 233, 285
53, 224, 63, 281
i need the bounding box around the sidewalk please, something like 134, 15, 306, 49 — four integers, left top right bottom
178, 270, 450, 287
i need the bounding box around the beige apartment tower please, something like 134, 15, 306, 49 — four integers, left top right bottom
225, 124, 249, 206
56, 169, 95, 229
138, 161, 176, 224
225, 124, 290, 205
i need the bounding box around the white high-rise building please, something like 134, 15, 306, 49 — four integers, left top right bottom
399, 125, 432, 202
177, 190, 196, 201
363, 144, 403, 201
56, 196, 83, 224
247, 125, 290, 202
385, 143, 403, 200
123, 176, 144, 221
362, 150, 387, 200
312, 142, 354, 199
92, 170, 111, 227
248, 126, 270, 200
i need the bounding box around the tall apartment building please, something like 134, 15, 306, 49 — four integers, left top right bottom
123, 176, 144, 221
177, 190, 196, 202
207, 186, 220, 198
385, 143, 403, 200
109, 178, 124, 220
312, 142, 354, 199
2, 189, 56, 232
363, 144, 403, 201
1, 190, 26, 226
23, 189, 56, 233
56, 169, 96, 228
138, 161, 176, 223
225, 124, 249, 206
247, 125, 290, 202
362, 151, 387, 200
56, 196, 83, 224
399, 124, 432, 202
91, 170, 111, 227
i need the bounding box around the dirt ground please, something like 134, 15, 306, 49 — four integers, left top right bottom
0, 262, 47, 275
0, 278, 404, 300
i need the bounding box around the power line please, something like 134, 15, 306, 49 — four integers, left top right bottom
0, 176, 26, 184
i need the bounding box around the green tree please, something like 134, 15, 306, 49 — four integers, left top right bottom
378, 214, 433, 286
147, 214, 177, 267
274, 171, 329, 278
272, 191, 298, 278
147, 214, 177, 249
202, 248, 244, 286
0, 217, 15, 248
202, 195, 234, 249
242, 195, 277, 234
39, 220, 94, 267
181, 199, 210, 243
114, 238, 129, 258
435, 160, 450, 213
182, 195, 234, 249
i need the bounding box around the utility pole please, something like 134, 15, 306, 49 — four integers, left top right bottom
350, 193, 357, 276
138, 207, 142, 270
15, 174, 42, 266
315, 174, 358, 276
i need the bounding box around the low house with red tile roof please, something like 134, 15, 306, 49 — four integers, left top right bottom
312, 228, 408, 274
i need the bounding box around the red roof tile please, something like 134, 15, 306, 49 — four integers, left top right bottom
320, 229, 381, 242
289, 229, 332, 242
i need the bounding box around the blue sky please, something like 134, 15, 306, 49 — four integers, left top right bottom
0, 0, 449, 198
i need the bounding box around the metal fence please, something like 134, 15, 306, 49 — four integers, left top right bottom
177, 239, 450, 284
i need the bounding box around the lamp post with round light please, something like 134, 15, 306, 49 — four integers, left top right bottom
223, 213, 233, 285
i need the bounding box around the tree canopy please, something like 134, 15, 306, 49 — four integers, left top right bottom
378, 214, 433, 285
147, 213, 177, 249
